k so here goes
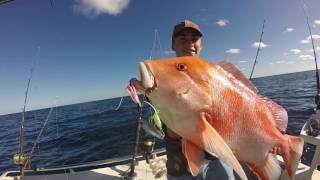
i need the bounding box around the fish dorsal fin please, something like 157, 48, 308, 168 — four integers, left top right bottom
259, 95, 288, 132
218, 60, 258, 93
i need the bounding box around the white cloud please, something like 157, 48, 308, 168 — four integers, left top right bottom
73, 0, 130, 17
239, 60, 248, 63
305, 46, 320, 53
275, 60, 285, 64
286, 28, 294, 32
162, 50, 175, 55
286, 61, 294, 64
216, 19, 229, 27
315, 20, 320, 25
299, 54, 314, 60
226, 49, 240, 54
301, 39, 310, 44
252, 42, 269, 48
290, 49, 301, 54
269, 62, 274, 65
300, 34, 320, 44
308, 35, 320, 40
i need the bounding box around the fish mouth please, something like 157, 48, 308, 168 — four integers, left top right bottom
130, 62, 157, 94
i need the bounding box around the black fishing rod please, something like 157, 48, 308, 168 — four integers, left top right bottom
0, 0, 55, 7
13, 47, 40, 180
18, 68, 34, 180
301, 4, 320, 109
249, 20, 266, 80
128, 103, 143, 178
300, 0, 320, 137
0, 0, 14, 5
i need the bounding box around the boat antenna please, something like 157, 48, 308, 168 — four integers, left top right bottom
149, 29, 163, 59
249, 20, 266, 80
301, 0, 320, 109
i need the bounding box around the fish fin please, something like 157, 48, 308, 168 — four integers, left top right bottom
282, 135, 304, 177
199, 112, 248, 180
246, 154, 281, 180
182, 139, 205, 176
259, 95, 288, 132
218, 60, 258, 93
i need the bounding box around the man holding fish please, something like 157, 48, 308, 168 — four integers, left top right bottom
130, 20, 304, 180
163, 20, 237, 180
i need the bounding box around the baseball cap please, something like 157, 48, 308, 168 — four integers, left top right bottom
172, 20, 202, 38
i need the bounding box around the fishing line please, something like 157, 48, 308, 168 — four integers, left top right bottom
143, 101, 157, 114
54, 106, 60, 138
114, 96, 124, 110
24, 104, 56, 169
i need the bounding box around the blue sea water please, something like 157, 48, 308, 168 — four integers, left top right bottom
0, 70, 318, 174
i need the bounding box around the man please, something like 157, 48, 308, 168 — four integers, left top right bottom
165, 20, 236, 180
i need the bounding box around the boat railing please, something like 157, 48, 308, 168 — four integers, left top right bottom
299, 125, 320, 179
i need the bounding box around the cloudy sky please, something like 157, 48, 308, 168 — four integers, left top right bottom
0, 0, 320, 115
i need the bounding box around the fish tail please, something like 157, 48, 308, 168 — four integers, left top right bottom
282, 135, 304, 177
246, 154, 281, 180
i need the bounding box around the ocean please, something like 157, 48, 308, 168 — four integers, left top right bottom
0, 70, 318, 174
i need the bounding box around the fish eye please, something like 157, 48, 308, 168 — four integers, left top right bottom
176, 63, 187, 71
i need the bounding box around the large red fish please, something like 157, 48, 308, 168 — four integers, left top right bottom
131, 56, 304, 180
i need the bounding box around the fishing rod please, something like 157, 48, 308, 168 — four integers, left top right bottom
0, 0, 14, 5
17, 66, 34, 180
128, 98, 144, 178
249, 20, 266, 80
299, 0, 320, 137
0, 0, 55, 7
301, 1, 320, 109
14, 47, 40, 180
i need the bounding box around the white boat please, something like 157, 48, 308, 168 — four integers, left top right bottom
1, 126, 320, 180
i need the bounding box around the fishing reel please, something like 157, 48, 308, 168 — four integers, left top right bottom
305, 109, 320, 137
142, 139, 155, 164
13, 153, 31, 165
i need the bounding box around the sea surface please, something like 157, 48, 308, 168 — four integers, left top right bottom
0, 70, 318, 173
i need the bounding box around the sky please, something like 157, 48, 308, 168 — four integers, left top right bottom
0, 0, 320, 115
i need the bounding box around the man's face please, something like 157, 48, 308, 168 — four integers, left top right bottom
172, 28, 202, 57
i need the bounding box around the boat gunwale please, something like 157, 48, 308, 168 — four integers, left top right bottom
1, 148, 166, 177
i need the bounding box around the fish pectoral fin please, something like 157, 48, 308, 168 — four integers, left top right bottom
199, 112, 248, 180
182, 139, 205, 176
